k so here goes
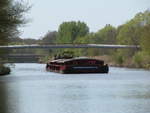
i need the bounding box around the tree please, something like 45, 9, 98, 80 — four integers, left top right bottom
0, 0, 30, 42
56, 21, 89, 44
40, 31, 57, 44
0, 0, 30, 47
96, 24, 117, 44
0, 0, 30, 74
114, 10, 150, 67
140, 25, 150, 55
117, 10, 150, 46
73, 25, 117, 56
133, 25, 150, 69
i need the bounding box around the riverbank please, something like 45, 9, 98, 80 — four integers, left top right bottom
0, 65, 11, 76
92, 55, 150, 70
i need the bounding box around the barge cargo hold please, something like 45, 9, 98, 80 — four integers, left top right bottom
46, 57, 109, 74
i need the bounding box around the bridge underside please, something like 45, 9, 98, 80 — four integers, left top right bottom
0, 58, 40, 63
0, 55, 43, 63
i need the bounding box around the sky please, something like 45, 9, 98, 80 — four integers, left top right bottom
19, 0, 150, 39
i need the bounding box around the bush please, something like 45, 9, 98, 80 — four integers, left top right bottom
0, 65, 11, 75
112, 50, 124, 65
133, 52, 143, 68
133, 52, 150, 69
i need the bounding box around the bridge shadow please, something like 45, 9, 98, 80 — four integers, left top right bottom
0, 54, 44, 63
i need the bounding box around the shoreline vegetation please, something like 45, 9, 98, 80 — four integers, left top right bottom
0, 65, 11, 76
92, 55, 150, 70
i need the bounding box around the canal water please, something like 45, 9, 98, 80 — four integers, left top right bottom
0, 63, 150, 113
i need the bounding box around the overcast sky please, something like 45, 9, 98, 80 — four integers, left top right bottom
19, 0, 150, 39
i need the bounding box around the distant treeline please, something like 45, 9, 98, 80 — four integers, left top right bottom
9, 10, 150, 69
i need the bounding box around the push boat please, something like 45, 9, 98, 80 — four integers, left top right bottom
46, 57, 109, 74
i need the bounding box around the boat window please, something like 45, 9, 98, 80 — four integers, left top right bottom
87, 60, 96, 65
65, 59, 104, 65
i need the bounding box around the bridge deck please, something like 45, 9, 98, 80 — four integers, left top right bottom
0, 44, 140, 49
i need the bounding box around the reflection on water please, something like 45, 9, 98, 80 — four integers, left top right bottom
0, 63, 150, 113
0, 83, 20, 113
0, 83, 8, 113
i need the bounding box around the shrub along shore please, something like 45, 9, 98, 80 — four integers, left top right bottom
0, 65, 11, 76
92, 55, 150, 70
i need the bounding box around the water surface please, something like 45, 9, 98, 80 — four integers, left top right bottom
0, 63, 150, 113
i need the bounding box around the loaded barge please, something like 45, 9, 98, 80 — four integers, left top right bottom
46, 57, 109, 74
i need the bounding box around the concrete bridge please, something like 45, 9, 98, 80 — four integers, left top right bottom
0, 44, 140, 63
0, 44, 140, 49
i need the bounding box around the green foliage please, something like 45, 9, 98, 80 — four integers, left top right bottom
96, 24, 117, 44
74, 33, 99, 56
0, 0, 30, 44
117, 23, 141, 46
117, 10, 150, 45
140, 24, 150, 55
133, 52, 143, 67
114, 10, 150, 68
39, 31, 57, 44
0, 0, 30, 71
133, 52, 150, 69
0, 65, 10, 75
0, 0, 30, 42
55, 21, 89, 56
75, 24, 117, 44
116, 10, 150, 46
74, 25, 117, 56
95, 25, 117, 55
114, 10, 150, 66
133, 10, 150, 25
113, 50, 124, 65
56, 21, 89, 44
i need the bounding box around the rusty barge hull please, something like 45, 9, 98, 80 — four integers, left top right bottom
46, 57, 109, 74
